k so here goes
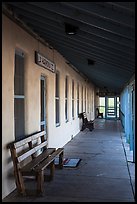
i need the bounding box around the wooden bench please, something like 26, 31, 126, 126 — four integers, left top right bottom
96, 108, 103, 118
78, 112, 94, 131
7, 130, 64, 196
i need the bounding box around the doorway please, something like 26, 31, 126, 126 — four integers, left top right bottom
40, 76, 47, 137
105, 96, 117, 119
98, 96, 119, 120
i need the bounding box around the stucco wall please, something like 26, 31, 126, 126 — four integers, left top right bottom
2, 14, 96, 198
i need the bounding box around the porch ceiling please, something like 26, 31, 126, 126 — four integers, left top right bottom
2, 2, 135, 94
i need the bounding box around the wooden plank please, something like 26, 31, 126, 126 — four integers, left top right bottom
55, 148, 64, 154
35, 148, 64, 171
17, 141, 48, 162
14, 131, 46, 148
21, 148, 56, 172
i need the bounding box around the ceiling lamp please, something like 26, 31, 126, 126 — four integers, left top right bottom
88, 59, 95, 65
65, 23, 78, 35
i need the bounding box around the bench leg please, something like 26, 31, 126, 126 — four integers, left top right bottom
59, 152, 64, 169
15, 171, 26, 196
89, 125, 93, 131
49, 160, 55, 180
37, 171, 44, 195
81, 125, 85, 131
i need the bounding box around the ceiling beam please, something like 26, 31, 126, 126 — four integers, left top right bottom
15, 4, 135, 50
6, 2, 135, 48
3, 2, 134, 69
28, 2, 135, 40
25, 20, 134, 67
57, 47, 132, 92
43, 37, 133, 73
106, 2, 135, 13
37, 29, 134, 68
60, 2, 135, 28
19, 13, 135, 58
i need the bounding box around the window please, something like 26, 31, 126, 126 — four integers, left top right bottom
65, 76, 69, 122
72, 80, 74, 119
14, 49, 25, 141
87, 90, 89, 113
91, 90, 93, 112
99, 97, 105, 117
40, 76, 46, 132
55, 71, 60, 126
117, 96, 120, 118
85, 87, 86, 112
77, 83, 79, 116
81, 86, 83, 112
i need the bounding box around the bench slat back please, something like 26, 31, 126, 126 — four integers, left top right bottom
14, 131, 46, 149
9, 131, 47, 164
83, 112, 88, 123
17, 140, 47, 163
83, 112, 86, 118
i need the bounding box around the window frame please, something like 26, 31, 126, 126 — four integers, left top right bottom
77, 82, 79, 116
72, 79, 74, 119
55, 71, 60, 127
14, 49, 25, 141
65, 75, 69, 122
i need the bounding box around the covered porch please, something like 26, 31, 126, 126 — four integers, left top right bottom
3, 119, 135, 202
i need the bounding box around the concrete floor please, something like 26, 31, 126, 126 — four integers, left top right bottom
3, 119, 135, 202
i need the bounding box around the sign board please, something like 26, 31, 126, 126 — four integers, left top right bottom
35, 51, 55, 73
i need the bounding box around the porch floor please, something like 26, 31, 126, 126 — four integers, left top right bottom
3, 119, 135, 202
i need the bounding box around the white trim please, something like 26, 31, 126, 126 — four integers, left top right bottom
14, 95, 25, 99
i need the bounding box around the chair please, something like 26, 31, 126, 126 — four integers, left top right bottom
96, 108, 103, 118
78, 112, 94, 131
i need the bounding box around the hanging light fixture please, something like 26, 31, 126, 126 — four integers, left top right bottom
87, 59, 95, 65
65, 23, 78, 35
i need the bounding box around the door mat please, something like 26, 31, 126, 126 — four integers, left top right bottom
63, 158, 81, 167
55, 158, 81, 168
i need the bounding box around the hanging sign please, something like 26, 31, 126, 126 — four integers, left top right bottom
35, 51, 55, 73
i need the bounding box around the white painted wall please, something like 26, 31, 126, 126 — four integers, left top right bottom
2, 14, 96, 198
